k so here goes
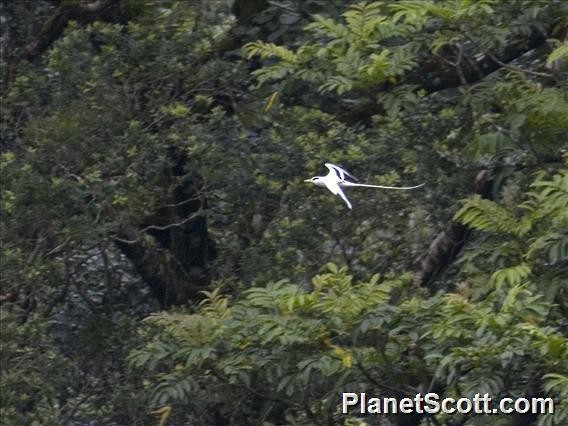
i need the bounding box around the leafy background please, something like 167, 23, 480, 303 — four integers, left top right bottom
1, 1, 567, 425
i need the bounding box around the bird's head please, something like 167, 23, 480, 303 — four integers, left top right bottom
304, 176, 325, 187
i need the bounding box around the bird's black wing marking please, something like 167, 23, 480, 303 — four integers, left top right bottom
325, 163, 358, 182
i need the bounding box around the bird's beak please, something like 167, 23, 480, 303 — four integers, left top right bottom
304, 179, 311, 183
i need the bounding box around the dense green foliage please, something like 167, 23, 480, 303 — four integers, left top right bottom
1, 1, 567, 425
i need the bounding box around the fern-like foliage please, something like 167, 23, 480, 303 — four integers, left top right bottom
455, 163, 568, 291
541, 373, 568, 426
128, 266, 409, 417
489, 264, 531, 288
391, 0, 495, 25
546, 39, 568, 67
130, 254, 567, 424
243, 1, 420, 97
455, 195, 528, 236
242, 42, 297, 62
243, 0, 565, 128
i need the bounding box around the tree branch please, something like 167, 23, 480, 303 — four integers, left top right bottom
333, 28, 551, 124
413, 170, 493, 288
17, 0, 119, 62
463, 34, 554, 79
409, 29, 550, 93
114, 225, 187, 307
113, 210, 204, 245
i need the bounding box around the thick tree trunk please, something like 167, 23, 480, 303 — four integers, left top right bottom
5, 0, 219, 308
413, 170, 493, 288
115, 176, 215, 308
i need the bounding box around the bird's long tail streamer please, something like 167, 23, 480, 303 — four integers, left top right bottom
341, 182, 425, 190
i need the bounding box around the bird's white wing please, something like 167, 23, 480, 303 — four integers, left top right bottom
325, 163, 358, 182
323, 178, 353, 209
336, 186, 353, 209
341, 182, 425, 190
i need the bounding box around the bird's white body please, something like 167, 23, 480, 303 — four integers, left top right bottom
305, 163, 424, 209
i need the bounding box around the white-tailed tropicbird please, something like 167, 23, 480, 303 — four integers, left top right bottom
304, 163, 424, 209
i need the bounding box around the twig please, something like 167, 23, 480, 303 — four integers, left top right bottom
74, 279, 98, 313
159, 195, 201, 209
114, 209, 204, 244
464, 34, 553, 79
454, 42, 467, 85
485, 50, 553, 79
45, 237, 71, 257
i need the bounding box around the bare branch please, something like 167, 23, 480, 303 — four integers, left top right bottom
113, 209, 204, 245
464, 34, 554, 79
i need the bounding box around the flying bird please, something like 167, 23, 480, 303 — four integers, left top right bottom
304, 163, 424, 209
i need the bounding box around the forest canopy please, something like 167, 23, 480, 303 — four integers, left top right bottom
1, 1, 567, 425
